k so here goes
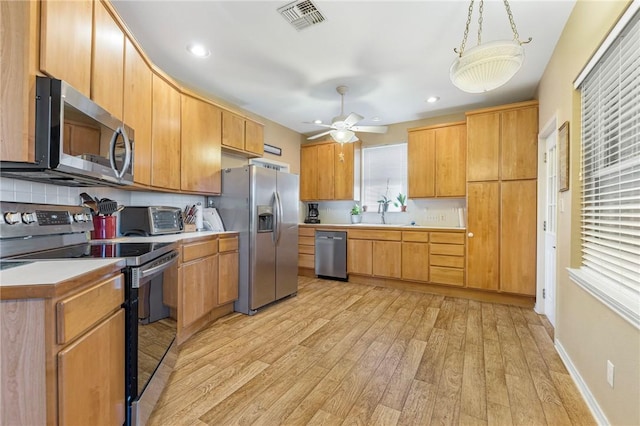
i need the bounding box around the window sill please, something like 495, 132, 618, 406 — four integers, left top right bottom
568, 267, 640, 330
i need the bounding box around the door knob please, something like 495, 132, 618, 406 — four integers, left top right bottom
468, 232, 474, 238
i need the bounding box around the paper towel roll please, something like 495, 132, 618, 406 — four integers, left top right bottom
195, 203, 204, 230
458, 207, 466, 228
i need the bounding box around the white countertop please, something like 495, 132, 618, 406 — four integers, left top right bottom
104, 230, 237, 243
0, 259, 124, 287
0, 231, 237, 294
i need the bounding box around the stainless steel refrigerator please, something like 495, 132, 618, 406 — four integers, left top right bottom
216, 165, 299, 315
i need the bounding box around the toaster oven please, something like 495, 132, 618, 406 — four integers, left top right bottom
120, 206, 184, 236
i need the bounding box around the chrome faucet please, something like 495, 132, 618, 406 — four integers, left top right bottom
378, 203, 386, 224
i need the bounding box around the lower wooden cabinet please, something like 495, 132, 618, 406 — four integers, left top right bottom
218, 235, 239, 305
402, 242, 430, 282
58, 309, 125, 426
466, 180, 537, 295
347, 239, 373, 275
0, 267, 126, 426
180, 254, 217, 328
466, 182, 500, 291
298, 227, 315, 270
373, 241, 401, 278
177, 234, 240, 344
500, 180, 537, 295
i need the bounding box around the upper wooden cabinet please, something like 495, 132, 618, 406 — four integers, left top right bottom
467, 101, 538, 182
408, 122, 466, 198
91, 1, 124, 119
151, 75, 181, 190
123, 38, 152, 186
245, 119, 264, 156
181, 95, 222, 194
300, 145, 319, 200
1, 0, 39, 163
40, 0, 93, 97
221, 110, 264, 157
300, 141, 359, 201
317, 143, 335, 199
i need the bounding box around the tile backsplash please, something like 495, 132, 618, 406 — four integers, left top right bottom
1, 177, 205, 236
304, 198, 466, 228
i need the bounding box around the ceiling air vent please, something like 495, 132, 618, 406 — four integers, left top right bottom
277, 0, 326, 31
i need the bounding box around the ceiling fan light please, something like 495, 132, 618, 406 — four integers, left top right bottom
330, 129, 355, 143
450, 40, 524, 93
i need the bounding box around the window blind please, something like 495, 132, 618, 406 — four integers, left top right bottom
361, 144, 407, 212
577, 9, 640, 324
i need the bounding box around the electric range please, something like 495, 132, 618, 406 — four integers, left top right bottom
0, 201, 180, 426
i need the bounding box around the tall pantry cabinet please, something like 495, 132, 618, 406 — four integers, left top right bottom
465, 101, 538, 296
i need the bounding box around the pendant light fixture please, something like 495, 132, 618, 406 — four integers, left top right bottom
450, 0, 532, 93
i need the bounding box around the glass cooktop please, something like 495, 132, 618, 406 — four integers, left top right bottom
9, 242, 175, 266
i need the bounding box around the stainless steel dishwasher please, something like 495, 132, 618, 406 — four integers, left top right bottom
315, 230, 347, 280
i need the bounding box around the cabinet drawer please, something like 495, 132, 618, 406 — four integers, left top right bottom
430, 266, 464, 286
298, 245, 315, 255
57, 274, 124, 345
430, 254, 465, 269
402, 231, 429, 242
348, 229, 401, 241
219, 236, 238, 252
430, 243, 465, 256
299, 227, 315, 237
430, 232, 465, 244
183, 239, 218, 262
299, 254, 315, 269
299, 236, 315, 246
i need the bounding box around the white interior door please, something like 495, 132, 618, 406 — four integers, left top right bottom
544, 131, 558, 326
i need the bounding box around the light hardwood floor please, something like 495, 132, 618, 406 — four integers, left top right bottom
149, 277, 594, 425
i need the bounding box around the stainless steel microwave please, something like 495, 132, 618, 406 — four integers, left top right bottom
1, 77, 134, 187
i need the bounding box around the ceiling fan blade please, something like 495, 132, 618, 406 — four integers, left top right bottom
350, 125, 388, 134
343, 112, 364, 127
307, 130, 332, 140
303, 122, 335, 129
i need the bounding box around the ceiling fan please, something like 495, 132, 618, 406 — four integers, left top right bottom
306, 85, 388, 143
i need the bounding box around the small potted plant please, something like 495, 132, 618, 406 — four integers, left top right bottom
394, 193, 407, 212
350, 204, 362, 224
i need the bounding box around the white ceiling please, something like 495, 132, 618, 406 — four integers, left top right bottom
111, 0, 576, 137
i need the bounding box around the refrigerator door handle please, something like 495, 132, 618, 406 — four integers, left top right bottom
274, 191, 283, 245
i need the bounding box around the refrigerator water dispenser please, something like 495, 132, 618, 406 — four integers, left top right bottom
257, 205, 273, 232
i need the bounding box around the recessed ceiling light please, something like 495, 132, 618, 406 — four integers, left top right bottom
426, 96, 440, 103
314, 119, 322, 124
187, 43, 210, 58
371, 116, 381, 122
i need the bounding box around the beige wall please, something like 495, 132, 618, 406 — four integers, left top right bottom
536, 1, 639, 424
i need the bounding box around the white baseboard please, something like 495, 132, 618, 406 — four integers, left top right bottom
555, 339, 609, 425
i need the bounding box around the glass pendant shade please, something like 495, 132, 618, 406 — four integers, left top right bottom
330, 129, 355, 143
450, 40, 524, 93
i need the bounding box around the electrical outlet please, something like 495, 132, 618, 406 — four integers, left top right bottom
607, 360, 615, 388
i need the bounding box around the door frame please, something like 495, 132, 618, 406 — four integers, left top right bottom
535, 114, 558, 315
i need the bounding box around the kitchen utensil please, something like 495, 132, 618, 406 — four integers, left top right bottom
97, 198, 118, 215
79, 192, 98, 214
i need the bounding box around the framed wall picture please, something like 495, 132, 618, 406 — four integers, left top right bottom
558, 121, 570, 192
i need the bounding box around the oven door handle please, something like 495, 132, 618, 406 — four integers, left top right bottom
140, 252, 179, 280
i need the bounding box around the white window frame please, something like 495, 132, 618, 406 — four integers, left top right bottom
569, 2, 640, 330
360, 143, 408, 213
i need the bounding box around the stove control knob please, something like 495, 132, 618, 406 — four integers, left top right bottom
73, 213, 90, 223
21, 212, 37, 224
4, 212, 22, 225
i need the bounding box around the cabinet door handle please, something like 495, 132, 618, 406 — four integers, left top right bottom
468, 232, 474, 238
